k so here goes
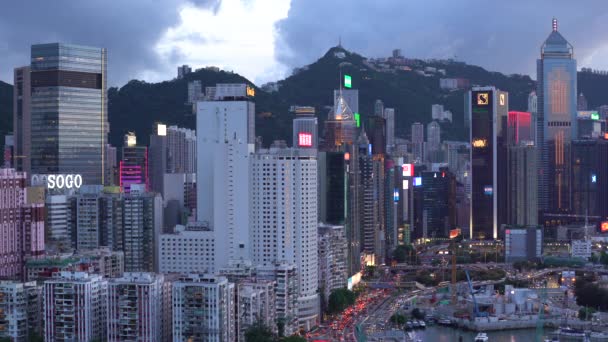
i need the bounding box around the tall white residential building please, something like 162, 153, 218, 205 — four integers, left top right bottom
318, 224, 348, 305
159, 223, 215, 274
237, 279, 276, 341
432, 104, 444, 121
257, 263, 299, 337
172, 274, 235, 342
197, 84, 255, 272
0, 281, 41, 341
426, 121, 442, 162
107, 273, 167, 342
251, 147, 319, 330
43, 272, 108, 341
383, 108, 395, 152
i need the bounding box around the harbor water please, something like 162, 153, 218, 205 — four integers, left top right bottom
412, 325, 544, 341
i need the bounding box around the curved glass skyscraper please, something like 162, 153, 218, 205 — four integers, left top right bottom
30, 43, 108, 185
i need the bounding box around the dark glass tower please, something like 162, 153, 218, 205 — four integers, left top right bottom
30, 43, 108, 185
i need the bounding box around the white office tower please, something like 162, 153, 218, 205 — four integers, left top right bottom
172, 274, 235, 342
43, 272, 108, 341
107, 273, 167, 342
0, 281, 41, 341
251, 146, 319, 330
257, 263, 298, 336
45, 195, 71, 252
159, 223, 215, 274
197, 84, 255, 272
318, 224, 348, 306
383, 108, 395, 153
237, 279, 276, 340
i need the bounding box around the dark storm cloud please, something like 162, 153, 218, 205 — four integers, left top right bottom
0, 0, 220, 86
275, 0, 608, 77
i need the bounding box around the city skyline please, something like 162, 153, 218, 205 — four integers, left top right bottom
1, 1, 608, 86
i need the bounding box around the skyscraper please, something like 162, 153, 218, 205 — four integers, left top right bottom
197, 84, 255, 271
383, 108, 395, 153
322, 94, 357, 151
469, 87, 508, 239
537, 18, 577, 214
30, 43, 108, 185
374, 99, 384, 117
426, 121, 441, 162
251, 146, 319, 329
292, 107, 318, 149
120, 133, 148, 193
507, 142, 538, 226
411, 123, 424, 163
12, 66, 31, 175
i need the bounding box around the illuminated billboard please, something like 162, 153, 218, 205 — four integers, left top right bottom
402, 164, 414, 177
602, 221, 608, 233
354, 112, 361, 127
592, 112, 600, 120
484, 186, 493, 195
414, 177, 422, 187
393, 189, 399, 202
403, 179, 409, 190
298, 133, 312, 147
344, 74, 352, 88
246, 85, 255, 97
449, 228, 462, 239
472, 139, 487, 148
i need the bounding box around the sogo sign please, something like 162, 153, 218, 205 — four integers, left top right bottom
31, 174, 83, 189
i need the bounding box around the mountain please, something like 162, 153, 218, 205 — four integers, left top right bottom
1, 47, 608, 150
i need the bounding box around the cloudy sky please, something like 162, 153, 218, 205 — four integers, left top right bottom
1, 0, 607, 87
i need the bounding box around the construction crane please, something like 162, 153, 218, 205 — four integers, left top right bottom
536, 280, 547, 342
465, 270, 488, 318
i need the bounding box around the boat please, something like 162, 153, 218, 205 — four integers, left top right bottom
438, 318, 452, 326
556, 327, 585, 338
474, 332, 489, 342
419, 320, 426, 328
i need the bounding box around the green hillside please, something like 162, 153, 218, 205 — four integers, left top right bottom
1, 47, 608, 149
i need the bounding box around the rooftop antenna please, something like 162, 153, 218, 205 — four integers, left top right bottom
552, 17, 558, 32
338, 36, 342, 49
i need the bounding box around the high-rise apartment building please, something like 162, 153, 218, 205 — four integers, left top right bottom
0, 169, 45, 279
197, 84, 254, 271
251, 146, 319, 329
469, 87, 508, 239
107, 273, 167, 342
256, 263, 299, 337
0, 281, 41, 341
30, 43, 107, 185
12, 66, 31, 174
105, 144, 117, 186
317, 224, 347, 308
374, 99, 384, 117
237, 279, 276, 341
177, 65, 192, 79
528, 91, 538, 144
43, 272, 108, 341
537, 19, 577, 213
172, 274, 235, 342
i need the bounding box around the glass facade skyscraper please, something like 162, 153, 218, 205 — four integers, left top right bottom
537, 19, 577, 214
30, 43, 108, 185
